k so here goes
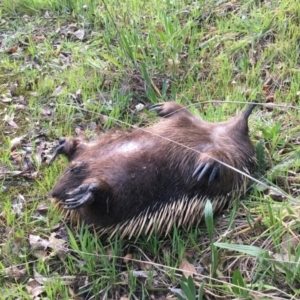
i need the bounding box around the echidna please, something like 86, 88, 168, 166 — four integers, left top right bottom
50, 101, 257, 238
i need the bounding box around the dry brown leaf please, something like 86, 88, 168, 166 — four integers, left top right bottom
49, 232, 68, 260
281, 233, 299, 253
123, 253, 133, 263
132, 270, 154, 278
34, 269, 76, 285
5, 266, 27, 279
262, 84, 272, 92
6, 151, 24, 164
51, 85, 65, 97
1, 94, 12, 102
106, 246, 113, 261
69, 286, 85, 300
32, 249, 48, 259
273, 252, 296, 275
31, 35, 45, 42
75, 88, 82, 100
40, 106, 52, 116
12, 194, 26, 215
10, 135, 25, 151
139, 261, 153, 270
36, 201, 49, 212
29, 234, 49, 250
7, 45, 18, 54
10, 83, 17, 96
266, 94, 275, 102
4, 114, 19, 128
0, 170, 23, 179
179, 257, 197, 277
26, 279, 45, 297
74, 29, 85, 40
13, 104, 27, 110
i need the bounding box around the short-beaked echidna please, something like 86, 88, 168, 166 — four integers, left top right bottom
50, 101, 257, 238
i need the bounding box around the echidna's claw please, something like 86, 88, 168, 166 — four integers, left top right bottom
192, 162, 219, 184
149, 103, 163, 110
208, 166, 219, 185
49, 138, 66, 166
149, 103, 163, 114
192, 163, 205, 178
62, 182, 98, 210
196, 163, 211, 181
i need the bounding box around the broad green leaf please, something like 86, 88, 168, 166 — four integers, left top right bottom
214, 242, 267, 257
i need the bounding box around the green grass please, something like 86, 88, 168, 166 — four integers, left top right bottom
0, 0, 300, 299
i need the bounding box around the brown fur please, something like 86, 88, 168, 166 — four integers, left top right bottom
51, 102, 257, 238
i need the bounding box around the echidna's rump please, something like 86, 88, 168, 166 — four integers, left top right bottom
50, 102, 257, 238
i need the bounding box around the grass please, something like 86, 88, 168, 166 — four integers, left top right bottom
0, 0, 300, 299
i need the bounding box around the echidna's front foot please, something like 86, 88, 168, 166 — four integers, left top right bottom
149, 103, 165, 114
150, 102, 188, 118
49, 138, 66, 165
192, 162, 219, 185
62, 182, 98, 210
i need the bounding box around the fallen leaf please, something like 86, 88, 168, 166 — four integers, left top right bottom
1, 94, 12, 103
132, 270, 156, 278
262, 84, 272, 92
7, 45, 18, 54
49, 232, 68, 260
281, 234, 299, 253
167, 56, 180, 67
179, 257, 197, 277
73, 29, 85, 40
34, 269, 76, 285
51, 85, 65, 97
268, 190, 286, 202
29, 234, 49, 250
31, 35, 45, 42
12, 194, 26, 216
123, 253, 133, 263
0, 170, 23, 179
75, 88, 82, 101
185, 36, 191, 44
40, 106, 52, 116
7, 118, 19, 128
13, 104, 27, 110
32, 249, 48, 259
273, 252, 296, 275
135, 103, 144, 112
4, 114, 19, 128
139, 261, 153, 270
10, 83, 17, 96
26, 279, 45, 297
10, 135, 25, 151
266, 94, 275, 102
5, 266, 27, 279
